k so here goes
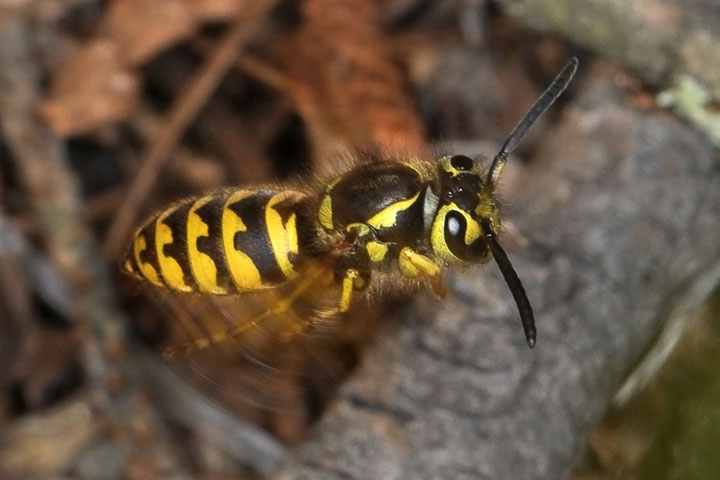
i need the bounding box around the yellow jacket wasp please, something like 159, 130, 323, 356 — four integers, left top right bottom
122, 57, 578, 353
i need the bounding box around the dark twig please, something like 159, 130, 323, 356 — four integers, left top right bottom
103, 1, 282, 259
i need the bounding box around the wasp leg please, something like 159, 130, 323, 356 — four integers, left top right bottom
398, 247, 446, 298
339, 268, 367, 312
164, 266, 330, 359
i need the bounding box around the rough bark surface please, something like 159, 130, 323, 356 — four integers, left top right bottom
497, 0, 720, 98
495, 0, 720, 145
271, 67, 720, 479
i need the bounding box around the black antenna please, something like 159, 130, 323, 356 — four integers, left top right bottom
480, 219, 536, 349
487, 57, 579, 188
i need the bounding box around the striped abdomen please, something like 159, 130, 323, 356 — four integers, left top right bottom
123, 189, 308, 294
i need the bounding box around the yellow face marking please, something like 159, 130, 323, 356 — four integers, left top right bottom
366, 241, 388, 263
155, 207, 192, 292
132, 233, 163, 286
398, 247, 441, 279
266, 191, 303, 279
186, 196, 227, 294
463, 212, 481, 245
367, 192, 420, 229
431, 206, 451, 261
221, 190, 266, 292
430, 203, 480, 264
318, 178, 340, 231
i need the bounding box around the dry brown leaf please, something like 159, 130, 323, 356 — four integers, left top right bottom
281, 0, 427, 158
41, 0, 248, 135
41, 39, 138, 136
191, 0, 243, 22
102, 0, 195, 66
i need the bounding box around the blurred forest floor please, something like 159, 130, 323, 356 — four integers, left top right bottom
0, 1, 719, 479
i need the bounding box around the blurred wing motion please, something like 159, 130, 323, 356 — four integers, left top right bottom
126, 260, 379, 433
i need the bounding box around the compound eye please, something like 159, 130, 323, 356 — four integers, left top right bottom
450, 155, 474, 171
444, 210, 470, 259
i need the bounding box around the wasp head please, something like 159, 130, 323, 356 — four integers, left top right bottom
428, 154, 499, 265
423, 58, 578, 349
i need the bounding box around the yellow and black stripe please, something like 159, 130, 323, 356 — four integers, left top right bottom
123, 189, 308, 294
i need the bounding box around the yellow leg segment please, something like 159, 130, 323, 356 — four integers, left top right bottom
339, 269, 361, 313
398, 247, 446, 298
398, 247, 440, 278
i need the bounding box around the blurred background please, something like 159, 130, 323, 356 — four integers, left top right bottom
0, 1, 719, 479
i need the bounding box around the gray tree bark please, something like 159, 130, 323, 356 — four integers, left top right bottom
497, 0, 720, 144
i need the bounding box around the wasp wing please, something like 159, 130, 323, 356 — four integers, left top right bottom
123, 260, 377, 438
